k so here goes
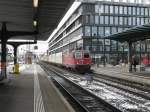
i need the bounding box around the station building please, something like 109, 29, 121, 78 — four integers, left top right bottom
48, 0, 150, 65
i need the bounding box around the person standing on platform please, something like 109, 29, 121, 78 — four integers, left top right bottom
85, 72, 93, 85
132, 56, 138, 72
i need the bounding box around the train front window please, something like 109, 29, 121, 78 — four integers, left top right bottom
84, 53, 89, 58
75, 52, 82, 59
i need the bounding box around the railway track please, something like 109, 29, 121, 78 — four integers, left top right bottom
43, 62, 150, 99
39, 61, 150, 112
39, 62, 121, 112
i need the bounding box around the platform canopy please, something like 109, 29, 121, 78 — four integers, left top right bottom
0, 0, 74, 41
105, 23, 150, 42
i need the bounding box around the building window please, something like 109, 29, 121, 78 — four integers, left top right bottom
147, 40, 150, 52
119, 17, 123, 25
137, 7, 140, 15
99, 46, 103, 51
105, 27, 110, 36
112, 27, 117, 34
137, 0, 142, 4
100, 16, 104, 24
145, 8, 148, 16
105, 5, 109, 13
95, 5, 99, 13
105, 46, 110, 51
105, 16, 109, 24
92, 46, 97, 52
110, 5, 113, 13
111, 40, 117, 51
141, 8, 144, 15
140, 18, 144, 25
122, 0, 127, 2
95, 15, 99, 24
92, 26, 97, 37
85, 15, 89, 24
114, 16, 118, 25
124, 17, 128, 25
128, 17, 132, 25
98, 27, 104, 37
85, 26, 91, 36
99, 5, 104, 13
85, 46, 91, 51
149, 18, 150, 23
90, 15, 94, 24
128, 0, 135, 3
128, 7, 132, 15
133, 7, 136, 15
118, 27, 123, 33
105, 39, 110, 45
92, 39, 98, 45
119, 6, 123, 14
137, 17, 140, 25
124, 28, 129, 30
110, 16, 114, 24
149, 8, 150, 16
115, 6, 118, 14
114, 0, 119, 2
124, 6, 127, 14
132, 17, 136, 25
145, 18, 149, 24
98, 39, 103, 45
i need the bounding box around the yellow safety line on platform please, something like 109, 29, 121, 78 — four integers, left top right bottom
34, 64, 45, 112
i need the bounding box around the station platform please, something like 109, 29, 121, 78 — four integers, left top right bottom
0, 64, 74, 112
92, 65, 150, 86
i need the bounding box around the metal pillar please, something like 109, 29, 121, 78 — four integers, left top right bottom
128, 42, 133, 72
1, 22, 8, 80
0, 24, 37, 80
103, 38, 106, 67
139, 41, 142, 71
13, 46, 19, 73
7, 41, 37, 74
14, 47, 17, 65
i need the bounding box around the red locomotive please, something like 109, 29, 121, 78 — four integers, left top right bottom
141, 55, 150, 66
63, 50, 92, 72
42, 50, 92, 72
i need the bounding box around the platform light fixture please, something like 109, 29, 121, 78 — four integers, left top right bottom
33, 20, 37, 27
33, 0, 38, 7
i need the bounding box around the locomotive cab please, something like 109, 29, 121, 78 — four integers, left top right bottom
73, 50, 91, 72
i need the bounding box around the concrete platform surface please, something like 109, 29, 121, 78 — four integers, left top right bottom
92, 65, 150, 86
0, 64, 74, 112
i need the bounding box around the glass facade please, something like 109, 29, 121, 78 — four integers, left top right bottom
87, 0, 150, 5
49, 1, 150, 65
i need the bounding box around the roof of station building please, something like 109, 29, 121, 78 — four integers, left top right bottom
0, 0, 74, 41
105, 23, 150, 42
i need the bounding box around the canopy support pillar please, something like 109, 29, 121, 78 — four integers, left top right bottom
1, 22, 8, 80
128, 42, 133, 73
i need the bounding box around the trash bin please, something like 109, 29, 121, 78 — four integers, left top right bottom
13, 64, 19, 74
